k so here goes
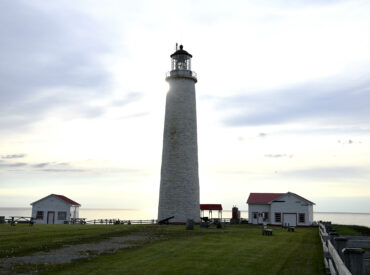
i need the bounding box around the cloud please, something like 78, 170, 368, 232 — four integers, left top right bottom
264, 154, 293, 158
283, 166, 370, 180
40, 169, 85, 173
0, 162, 27, 168
32, 163, 50, 168
111, 93, 142, 107
1, 154, 26, 159
258, 133, 267, 137
115, 112, 150, 120
0, 159, 83, 173
0, 1, 113, 132
337, 139, 361, 144
219, 78, 370, 127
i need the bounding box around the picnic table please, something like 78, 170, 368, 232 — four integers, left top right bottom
8, 216, 34, 226
70, 218, 86, 224
288, 226, 295, 232
262, 224, 273, 236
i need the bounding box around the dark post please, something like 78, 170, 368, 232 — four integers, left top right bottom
328, 232, 339, 242
186, 219, 194, 230
342, 248, 365, 275
334, 237, 347, 260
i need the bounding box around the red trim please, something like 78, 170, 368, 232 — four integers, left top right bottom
200, 204, 222, 210
247, 193, 285, 204
47, 211, 55, 224
53, 194, 81, 206
31, 194, 81, 206
246, 192, 315, 205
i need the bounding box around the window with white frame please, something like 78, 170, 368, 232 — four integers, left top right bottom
275, 212, 281, 223
299, 213, 305, 223
57, 211, 67, 220
36, 211, 44, 220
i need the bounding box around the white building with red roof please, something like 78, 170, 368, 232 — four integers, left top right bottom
247, 192, 314, 227
31, 194, 81, 224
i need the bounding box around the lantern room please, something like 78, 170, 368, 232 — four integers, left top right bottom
166, 44, 197, 82
170, 45, 192, 71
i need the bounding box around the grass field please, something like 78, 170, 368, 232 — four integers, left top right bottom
332, 224, 370, 236
0, 224, 324, 275
0, 223, 149, 258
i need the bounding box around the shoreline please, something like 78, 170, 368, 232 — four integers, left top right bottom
2, 207, 370, 215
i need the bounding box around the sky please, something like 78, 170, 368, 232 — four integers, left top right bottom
1, 0, 370, 213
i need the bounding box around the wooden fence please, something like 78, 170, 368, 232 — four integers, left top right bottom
319, 222, 352, 275
319, 222, 368, 275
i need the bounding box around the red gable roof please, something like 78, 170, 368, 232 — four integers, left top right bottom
247, 193, 285, 204
200, 204, 222, 210
247, 192, 315, 205
53, 194, 81, 206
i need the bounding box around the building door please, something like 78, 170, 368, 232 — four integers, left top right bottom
252, 212, 258, 224
283, 213, 297, 227
47, 211, 55, 224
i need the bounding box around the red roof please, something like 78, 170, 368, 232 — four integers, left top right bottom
247, 192, 314, 205
200, 204, 222, 210
247, 193, 285, 204
53, 194, 81, 206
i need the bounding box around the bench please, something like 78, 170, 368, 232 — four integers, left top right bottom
262, 224, 273, 236
288, 226, 295, 232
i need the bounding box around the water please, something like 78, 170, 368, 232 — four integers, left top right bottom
1, 208, 370, 227
313, 212, 370, 227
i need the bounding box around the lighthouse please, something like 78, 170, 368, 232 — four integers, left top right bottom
158, 45, 200, 224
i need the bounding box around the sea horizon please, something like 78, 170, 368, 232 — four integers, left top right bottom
2, 207, 370, 215
1, 207, 370, 227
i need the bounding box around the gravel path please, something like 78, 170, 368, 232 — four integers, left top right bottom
0, 234, 152, 274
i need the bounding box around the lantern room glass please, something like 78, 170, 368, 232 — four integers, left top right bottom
171, 55, 191, 71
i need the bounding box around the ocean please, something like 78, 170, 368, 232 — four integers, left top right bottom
1, 208, 370, 227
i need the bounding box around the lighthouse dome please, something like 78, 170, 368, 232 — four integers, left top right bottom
170, 45, 192, 58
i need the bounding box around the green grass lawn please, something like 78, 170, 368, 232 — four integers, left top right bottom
0, 223, 147, 258
332, 224, 370, 236
0, 224, 324, 275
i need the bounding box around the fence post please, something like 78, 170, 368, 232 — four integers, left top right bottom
329, 232, 339, 242
334, 237, 348, 260
342, 248, 365, 275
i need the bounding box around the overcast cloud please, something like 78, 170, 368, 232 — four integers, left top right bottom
1, 0, 370, 212
0, 1, 113, 132
219, 77, 370, 127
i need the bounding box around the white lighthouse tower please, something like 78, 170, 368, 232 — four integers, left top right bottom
158, 45, 200, 224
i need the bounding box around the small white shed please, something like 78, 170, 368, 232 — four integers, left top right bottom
247, 192, 314, 227
31, 194, 81, 224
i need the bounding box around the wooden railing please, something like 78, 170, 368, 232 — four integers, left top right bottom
318, 222, 366, 275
